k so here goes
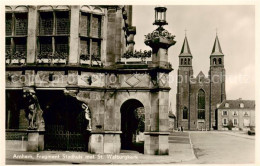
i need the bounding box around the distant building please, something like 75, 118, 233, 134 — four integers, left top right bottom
217, 99, 255, 130
176, 35, 226, 130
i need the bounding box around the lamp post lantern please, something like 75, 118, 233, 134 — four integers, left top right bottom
153, 6, 168, 26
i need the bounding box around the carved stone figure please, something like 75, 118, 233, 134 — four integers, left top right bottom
82, 103, 92, 131
23, 89, 45, 131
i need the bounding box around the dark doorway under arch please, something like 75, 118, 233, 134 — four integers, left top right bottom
37, 90, 90, 151
120, 99, 145, 153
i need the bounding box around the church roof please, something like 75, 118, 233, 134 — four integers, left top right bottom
211, 35, 224, 56
179, 36, 192, 56
196, 71, 205, 78
218, 99, 255, 110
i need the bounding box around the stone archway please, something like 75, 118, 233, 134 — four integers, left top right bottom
120, 99, 145, 153
37, 90, 91, 151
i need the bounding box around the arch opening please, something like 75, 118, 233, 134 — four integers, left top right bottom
37, 90, 90, 151
120, 99, 145, 153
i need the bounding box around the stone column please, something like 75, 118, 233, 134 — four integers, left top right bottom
27, 6, 37, 64
69, 6, 80, 64
144, 21, 175, 155
144, 91, 170, 155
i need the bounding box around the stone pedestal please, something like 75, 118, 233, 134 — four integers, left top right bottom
88, 131, 121, 154
27, 131, 44, 152
144, 132, 170, 155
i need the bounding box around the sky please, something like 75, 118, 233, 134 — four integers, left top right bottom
132, 5, 255, 113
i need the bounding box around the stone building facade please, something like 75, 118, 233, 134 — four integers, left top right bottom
5, 5, 176, 155
217, 99, 255, 130
176, 35, 226, 130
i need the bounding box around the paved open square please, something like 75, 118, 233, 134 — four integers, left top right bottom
185, 132, 255, 164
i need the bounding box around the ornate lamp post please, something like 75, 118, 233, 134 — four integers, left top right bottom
145, 6, 176, 68
143, 6, 176, 155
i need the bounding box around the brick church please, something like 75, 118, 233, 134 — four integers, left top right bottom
176, 35, 226, 130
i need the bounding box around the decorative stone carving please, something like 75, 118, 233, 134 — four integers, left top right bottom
82, 103, 92, 131
23, 89, 45, 131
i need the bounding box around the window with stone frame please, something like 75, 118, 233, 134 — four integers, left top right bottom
183, 107, 188, 119
223, 118, 227, 126
233, 118, 238, 126
244, 111, 249, 117
222, 110, 228, 116
197, 89, 205, 119
37, 11, 70, 60
79, 11, 102, 63
5, 11, 28, 61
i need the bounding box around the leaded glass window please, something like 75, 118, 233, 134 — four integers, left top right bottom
56, 12, 70, 35
39, 12, 53, 35
38, 11, 70, 61
6, 13, 12, 36
39, 37, 52, 55
92, 40, 101, 60
56, 37, 69, 54
5, 11, 28, 62
80, 13, 90, 36
79, 11, 103, 64
91, 15, 101, 37
15, 13, 28, 36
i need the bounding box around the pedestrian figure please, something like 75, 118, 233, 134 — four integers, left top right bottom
181, 126, 183, 132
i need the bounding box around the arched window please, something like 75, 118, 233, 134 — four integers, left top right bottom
184, 58, 187, 65
183, 107, 188, 119
188, 58, 190, 65
218, 58, 222, 64
181, 58, 183, 65
198, 89, 205, 119
213, 58, 217, 65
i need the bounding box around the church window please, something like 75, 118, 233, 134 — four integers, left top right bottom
213, 58, 217, 65
197, 89, 205, 119
181, 58, 183, 65
38, 10, 70, 60
5, 10, 28, 62
80, 10, 103, 63
184, 58, 187, 65
218, 58, 222, 64
188, 58, 190, 65
183, 107, 188, 119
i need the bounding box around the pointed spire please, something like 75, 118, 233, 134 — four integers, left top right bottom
180, 36, 192, 56
211, 34, 224, 55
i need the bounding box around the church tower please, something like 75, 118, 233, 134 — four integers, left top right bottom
209, 34, 226, 129
176, 35, 193, 130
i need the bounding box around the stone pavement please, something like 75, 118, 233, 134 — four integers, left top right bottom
5, 131, 196, 164
169, 131, 197, 162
